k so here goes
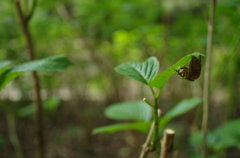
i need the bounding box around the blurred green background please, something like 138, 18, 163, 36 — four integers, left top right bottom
0, 0, 239, 158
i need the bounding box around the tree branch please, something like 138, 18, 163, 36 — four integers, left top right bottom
26, 0, 37, 22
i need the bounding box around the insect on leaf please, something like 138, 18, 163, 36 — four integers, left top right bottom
149, 52, 204, 89
176, 56, 201, 81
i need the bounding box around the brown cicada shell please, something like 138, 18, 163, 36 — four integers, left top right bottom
176, 56, 201, 81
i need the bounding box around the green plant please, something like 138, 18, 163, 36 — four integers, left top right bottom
0, 55, 72, 158
93, 52, 204, 157
190, 119, 240, 158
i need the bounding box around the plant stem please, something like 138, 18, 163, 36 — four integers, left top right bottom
139, 122, 154, 158
160, 129, 175, 158
153, 97, 160, 151
202, 0, 216, 157
15, 1, 45, 158
150, 87, 160, 154
139, 87, 161, 158
7, 112, 25, 158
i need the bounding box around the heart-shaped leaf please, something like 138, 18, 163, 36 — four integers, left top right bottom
149, 52, 204, 89
115, 57, 159, 85
105, 101, 152, 122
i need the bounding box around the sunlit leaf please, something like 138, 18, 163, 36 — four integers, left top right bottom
92, 122, 150, 134
105, 101, 152, 121
160, 97, 202, 126
115, 57, 159, 84
149, 52, 204, 89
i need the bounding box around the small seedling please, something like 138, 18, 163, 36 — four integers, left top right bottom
93, 52, 204, 157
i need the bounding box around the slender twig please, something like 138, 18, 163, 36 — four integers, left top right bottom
160, 129, 175, 158
139, 122, 154, 158
140, 110, 162, 158
202, 0, 216, 157
7, 112, 25, 158
15, 1, 45, 158
153, 96, 160, 151
26, 0, 37, 22
148, 87, 161, 153
143, 98, 154, 107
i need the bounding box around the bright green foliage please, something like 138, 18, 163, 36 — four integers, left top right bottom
150, 52, 204, 89
115, 57, 159, 84
92, 122, 150, 134
105, 101, 152, 121
0, 56, 72, 90
160, 97, 202, 126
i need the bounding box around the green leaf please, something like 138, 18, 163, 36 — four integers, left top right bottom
0, 71, 23, 90
105, 101, 152, 121
211, 119, 240, 151
10, 56, 72, 72
0, 61, 11, 75
190, 119, 240, 152
149, 52, 204, 89
115, 56, 159, 84
160, 97, 202, 126
0, 56, 72, 90
92, 122, 150, 134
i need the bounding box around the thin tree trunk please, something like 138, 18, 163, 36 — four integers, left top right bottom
201, 0, 216, 157
15, 1, 45, 158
